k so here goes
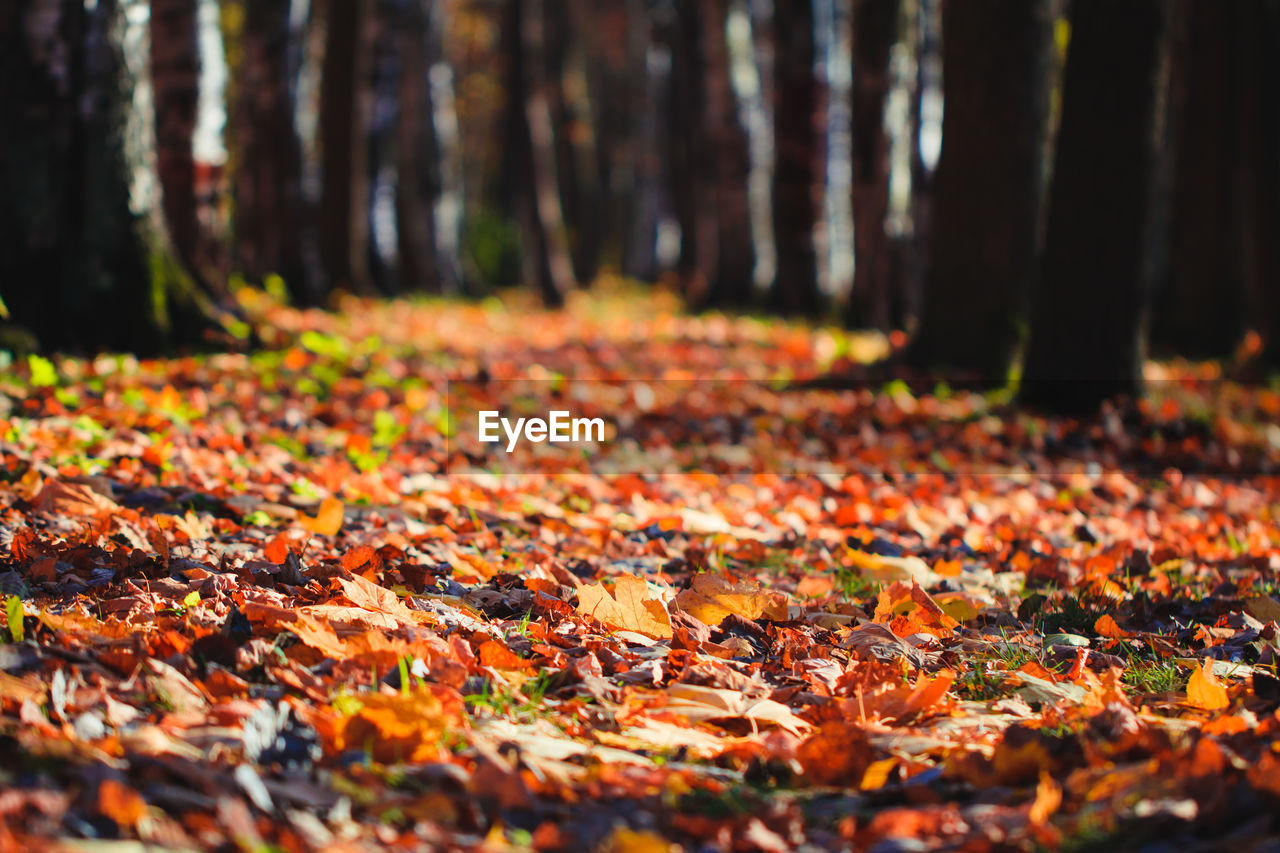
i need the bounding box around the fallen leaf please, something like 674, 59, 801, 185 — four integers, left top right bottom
1187, 659, 1229, 711
577, 574, 673, 639
299, 498, 344, 536
673, 572, 786, 626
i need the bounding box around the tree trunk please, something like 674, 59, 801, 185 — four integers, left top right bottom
1150, 2, 1246, 359
1242, 2, 1280, 369
665, 2, 717, 302
906, 0, 1052, 384
317, 0, 373, 294
502, 0, 577, 306
620, 0, 662, 282
0, 0, 225, 354
771, 0, 824, 316
150, 0, 208, 286
1020, 0, 1171, 413
225, 0, 316, 304
846, 0, 899, 330
698, 0, 755, 308
394, 0, 445, 293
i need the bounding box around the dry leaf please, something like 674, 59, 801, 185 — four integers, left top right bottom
34, 480, 119, 516
299, 498, 344, 536
673, 572, 786, 626
576, 575, 673, 639
1187, 659, 1229, 711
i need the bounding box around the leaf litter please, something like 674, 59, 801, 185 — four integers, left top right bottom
0, 294, 1277, 849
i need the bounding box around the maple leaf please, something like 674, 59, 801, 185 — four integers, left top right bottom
673, 572, 787, 626
576, 574, 673, 639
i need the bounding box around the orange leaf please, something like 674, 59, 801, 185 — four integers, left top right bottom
1187, 659, 1229, 711
97, 780, 147, 828
478, 640, 535, 670
342, 544, 379, 573
300, 498, 344, 536
577, 575, 673, 639
673, 572, 786, 626
264, 532, 292, 564
1094, 614, 1131, 639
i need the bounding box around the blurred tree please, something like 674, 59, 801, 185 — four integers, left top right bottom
151, 0, 212, 286
394, 0, 456, 294
318, 0, 374, 294
546, 0, 604, 285
771, 0, 824, 316
665, 0, 755, 309
906, 0, 1052, 384
0, 0, 227, 353
1021, 0, 1171, 413
846, 0, 899, 330
224, 0, 317, 304
619, 0, 663, 282
1242, 1, 1280, 369
500, 0, 577, 306
1150, 2, 1246, 359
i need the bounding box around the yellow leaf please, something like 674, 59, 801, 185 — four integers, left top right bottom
576, 575, 673, 639
673, 572, 785, 626
860, 758, 898, 790
300, 498, 344, 536
1187, 659, 1229, 711
1029, 772, 1063, 824
600, 827, 675, 853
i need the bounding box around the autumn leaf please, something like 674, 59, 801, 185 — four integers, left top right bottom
1094, 613, 1132, 639
299, 497, 344, 536
331, 686, 465, 764
576, 574, 673, 639
97, 780, 147, 828
673, 572, 787, 626
1187, 659, 1229, 711
33, 479, 119, 516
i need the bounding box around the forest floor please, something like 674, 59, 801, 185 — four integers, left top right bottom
2, 289, 1280, 851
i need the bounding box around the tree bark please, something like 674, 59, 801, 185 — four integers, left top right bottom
317, 0, 373, 294
1242, 1, 1280, 369
770, 0, 824, 316
503, 0, 576, 306
846, 0, 899, 330
1020, 0, 1171, 413
394, 0, 445, 293
149, 0, 207, 285
1150, 1, 1246, 359
0, 0, 226, 354
225, 0, 316, 303
906, 0, 1052, 384
698, 0, 755, 308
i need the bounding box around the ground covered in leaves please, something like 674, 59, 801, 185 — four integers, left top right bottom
3, 290, 1280, 851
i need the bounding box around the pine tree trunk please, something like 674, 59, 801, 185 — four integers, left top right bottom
225, 0, 316, 303
1020, 0, 1171, 413
620, 0, 662, 282
846, 0, 899, 330
1151, 1, 1246, 359
907, 0, 1052, 384
771, 0, 824, 316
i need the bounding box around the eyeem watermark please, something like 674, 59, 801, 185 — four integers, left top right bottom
478, 410, 606, 452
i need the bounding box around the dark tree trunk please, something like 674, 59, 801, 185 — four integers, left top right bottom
698, 0, 755, 308
394, 0, 445, 293
906, 0, 1052, 384
771, 0, 824, 316
503, 0, 576, 306
846, 0, 899, 330
546, 0, 603, 286
1020, 0, 1171, 413
0, 0, 225, 354
1242, 1, 1280, 369
1151, 2, 1246, 359
621, 0, 662, 282
150, 0, 209, 286
318, 0, 373, 294
665, 2, 716, 301
226, 0, 316, 304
